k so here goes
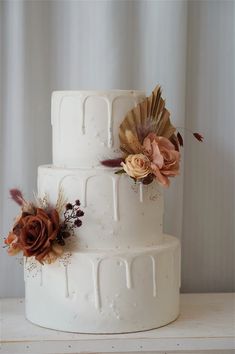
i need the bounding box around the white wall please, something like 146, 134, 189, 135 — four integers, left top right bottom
182, 0, 235, 292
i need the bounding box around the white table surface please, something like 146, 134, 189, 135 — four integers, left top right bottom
0, 293, 235, 354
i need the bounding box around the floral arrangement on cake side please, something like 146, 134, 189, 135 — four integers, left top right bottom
102, 85, 203, 187
4, 189, 84, 264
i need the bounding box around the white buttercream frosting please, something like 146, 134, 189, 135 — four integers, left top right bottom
52, 90, 145, 168
25, 235, 180, 333
25, 89, 181, 334
38, 165, 164, 250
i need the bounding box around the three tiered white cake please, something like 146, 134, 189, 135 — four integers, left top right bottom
24, 90, 181, 333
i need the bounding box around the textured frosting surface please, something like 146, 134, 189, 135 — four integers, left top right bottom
25, 89, 181, 334
38, 165, 164, 249
25, 235, 180, 333
52, 90, 145, 168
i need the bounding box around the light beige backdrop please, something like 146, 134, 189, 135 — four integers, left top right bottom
0, 0, 234, 297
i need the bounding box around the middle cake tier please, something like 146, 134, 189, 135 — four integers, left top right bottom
38, 165, 164, 250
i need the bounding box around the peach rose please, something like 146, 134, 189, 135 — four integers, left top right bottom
5, 232, 21, 256
143, 133, 180, 187
121, 153, 151, 179
13, 208, 60, 263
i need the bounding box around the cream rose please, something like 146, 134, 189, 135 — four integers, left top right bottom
121, 154, 151, 179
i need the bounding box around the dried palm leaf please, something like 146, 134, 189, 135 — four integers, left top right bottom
119, 85, 177, 154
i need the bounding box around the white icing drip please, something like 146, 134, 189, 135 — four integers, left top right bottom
64, 264, 69, 297
139, 183, 144, 203
57, 95, 80, 142
91, 258, 101, 310
81, 176, 89, 207
104, 97, 114, 147
81, 95, 89, 135
23, 258, 27, 282
89, 255, 134, 311
57, 174, 75, 196
58, 173, 95, 208
150, 255, 157, 297
57, 96, 64, 143
40, 265, 43, 287
55, 92, 145, 154
58, 173, 119, 212
112, 175, 120, 221
122, 258, 133, 289
81, 95, 114, 147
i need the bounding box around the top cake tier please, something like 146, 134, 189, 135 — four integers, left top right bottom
52, 90, 145, 168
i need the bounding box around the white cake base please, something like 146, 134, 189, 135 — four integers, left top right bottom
24, 235, 180, 334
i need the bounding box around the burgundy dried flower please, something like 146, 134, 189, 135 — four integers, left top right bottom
101, 158, 124, 168
62, 200, 84, 234
9, 189, 24, 206
177, 132, 184, 147
193, 132, 204, 142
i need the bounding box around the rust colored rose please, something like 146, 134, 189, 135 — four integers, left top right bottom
143, 133, 180, 187
14, 208, 60, 263
121, 153, 151, 179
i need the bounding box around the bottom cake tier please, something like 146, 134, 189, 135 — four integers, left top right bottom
24, 235, 181, 334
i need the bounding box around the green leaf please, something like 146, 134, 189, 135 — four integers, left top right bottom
115, 169, 126, 175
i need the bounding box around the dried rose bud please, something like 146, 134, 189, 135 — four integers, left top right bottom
76, 210, 84, 217
66, 203, 73, 210
75, 200, 81, 206
193, 132, 204, 142
74, 219, 82, 227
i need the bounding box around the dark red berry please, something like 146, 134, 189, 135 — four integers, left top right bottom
75, 200, 81, 206
76, 210, 84, 217
66, 203, 73, 210
74, 219, 82, 227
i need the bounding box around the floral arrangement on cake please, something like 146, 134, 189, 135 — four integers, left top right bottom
4, 189, 84, 264
102, 86, 203, 187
